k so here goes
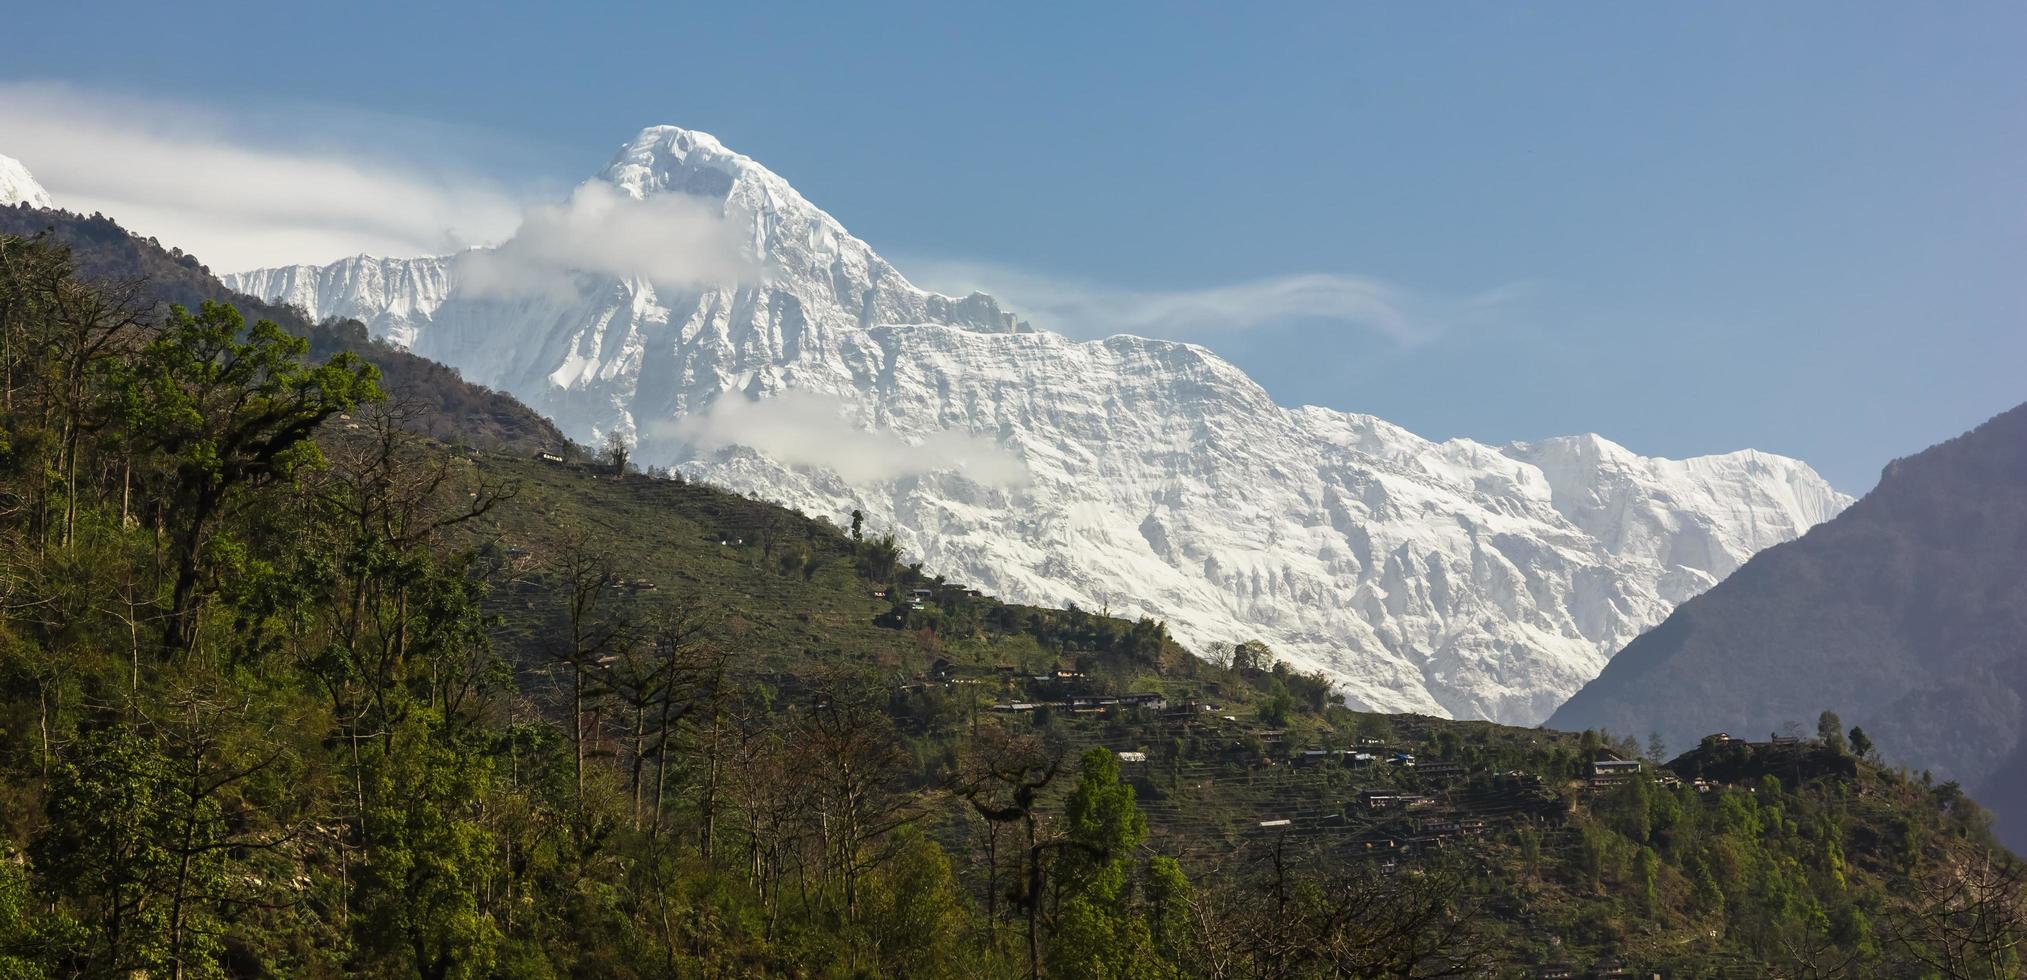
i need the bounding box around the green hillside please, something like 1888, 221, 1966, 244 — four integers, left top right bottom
464, 453, 2027, 975
0, 227, 2022, 978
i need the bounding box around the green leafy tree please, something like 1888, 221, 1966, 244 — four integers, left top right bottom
858, 532, 901, 581
1256, 691, 1294, 728
855, 828, 969, 977
1818, 710, 1846, 754
1231, 640, 1272, 673
1048, 748, 1163, 978
32, 726, 185, 976
1636, 846, 1663, 915
1058, 748, 1148, 903
354, 712, 501, 980
125, 301, 381, 653
0, 857, 57, 979
1143, 855, 1193, 963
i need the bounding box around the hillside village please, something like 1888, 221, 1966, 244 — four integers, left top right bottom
456, 442, 2011, 977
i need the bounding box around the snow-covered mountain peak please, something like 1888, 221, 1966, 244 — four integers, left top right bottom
599, 124, 841, 244
227, 125, 1853, 725
589, 124, 1023, 336
602, 125, 756, 199
0, 154, 54, 209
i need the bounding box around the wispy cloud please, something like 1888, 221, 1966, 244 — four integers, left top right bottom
454, 181, 766, 302
664, 390, 1030, 488
0, 81, 526, 273
906, 260, 1523, 345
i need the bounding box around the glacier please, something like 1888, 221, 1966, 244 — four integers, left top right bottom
227, 125, 1851, 724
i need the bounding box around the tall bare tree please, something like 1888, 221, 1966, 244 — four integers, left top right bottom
957, 725, 1065, 980
1889, 837, 2027, 979
798, 671, 915, 917
550, 529, 632, 808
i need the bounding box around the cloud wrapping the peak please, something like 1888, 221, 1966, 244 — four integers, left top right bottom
909, 260, 1520, 345
666, 390, 1030, 489
454, 181, 766, 302
0, 81, 524, 273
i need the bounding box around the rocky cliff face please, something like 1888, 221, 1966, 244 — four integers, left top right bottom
227, 125, 1850, 724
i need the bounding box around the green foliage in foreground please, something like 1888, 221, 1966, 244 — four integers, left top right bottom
0, 232, 2023, 978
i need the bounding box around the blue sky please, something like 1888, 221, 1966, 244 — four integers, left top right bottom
4, 1, 2022, 491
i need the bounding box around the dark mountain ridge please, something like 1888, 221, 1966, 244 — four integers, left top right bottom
1551, 400, 2027, 847
0, 203, 567, 455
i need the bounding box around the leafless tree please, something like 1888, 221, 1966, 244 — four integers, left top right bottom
1191, 839, 1493, 980
550, 529, 633, 808
1888, 838, 2027, 979
724, 718, 811, 936
39, 268, 149, 548
597, 603, 717, 831
956, 724, 1065, 980
797, 671, 916, 918
602, 430, 630, 475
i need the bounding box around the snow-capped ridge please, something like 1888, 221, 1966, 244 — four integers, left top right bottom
0, 154, 54, 209
227, 254, 453, 348
1503, 434, 1851, 588
227, 123, 1853, 725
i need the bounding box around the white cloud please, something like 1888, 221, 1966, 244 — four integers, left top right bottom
0, 81, 525, 272
667, 390, 1029, 488
907, 260, 1521, 345
454, 181, 766, 301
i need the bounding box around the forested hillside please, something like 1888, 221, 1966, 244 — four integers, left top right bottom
0, 228, 2023, 978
